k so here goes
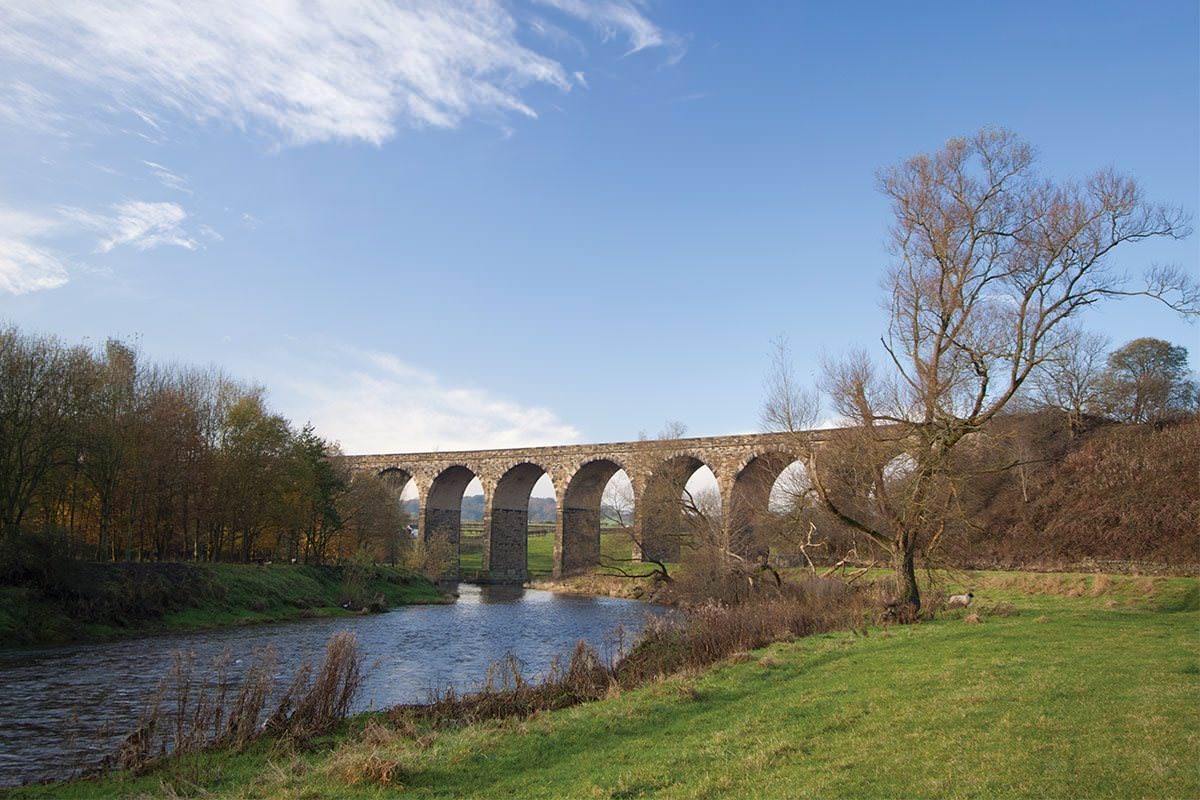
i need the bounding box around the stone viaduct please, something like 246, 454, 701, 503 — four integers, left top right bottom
343, 432, 827, 583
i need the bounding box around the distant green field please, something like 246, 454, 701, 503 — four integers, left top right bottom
458, 527, 634, 578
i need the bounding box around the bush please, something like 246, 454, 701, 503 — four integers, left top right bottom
403, 537, 456, 581
619, 578, 879, 685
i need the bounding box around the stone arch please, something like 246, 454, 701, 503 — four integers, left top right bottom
486, 461, 553, 583
376, 466, 413, 481
558, 457, 629, 577
424, 464, 481, 578
638, 453, 720, 563
378, 466, 421, 542
729, 451, 800, 557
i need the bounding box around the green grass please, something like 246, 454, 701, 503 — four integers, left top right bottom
0, 562, 447, 646
18, 572, 1198, 799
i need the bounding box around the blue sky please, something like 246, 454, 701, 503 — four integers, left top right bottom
2, 0, 1197, 457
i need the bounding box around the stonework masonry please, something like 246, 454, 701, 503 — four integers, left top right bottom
343, 432, 826, 583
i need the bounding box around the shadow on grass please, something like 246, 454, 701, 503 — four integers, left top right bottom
1154, 582, 1200, 613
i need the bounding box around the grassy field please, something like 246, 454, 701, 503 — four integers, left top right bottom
459, 528, 635, 577
0, 562, 447, 646
17, 571, 1198, 799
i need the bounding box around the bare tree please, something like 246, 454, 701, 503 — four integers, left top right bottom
764, 128, 1195, 614
602, 420, 785, 597
599, 436, 677, 582
598, 422, 695, 581
1028, 325, 1110, 435
637, 420, 688, 441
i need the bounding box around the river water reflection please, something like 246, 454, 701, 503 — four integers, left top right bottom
0, 584, 663, 787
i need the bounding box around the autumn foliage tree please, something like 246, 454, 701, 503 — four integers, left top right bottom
0, 324, 406, 566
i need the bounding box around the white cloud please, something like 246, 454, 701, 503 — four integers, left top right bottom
0, 198, 210, 294
0, 80, 67, 135
535, 0, 682, 56
0, 239, 69, 295
527, 15, 587, 54
0, 207, 69, 295
0, 207, 62, 240
141, 160, 190, 193
0, 0, 679, 146
129, 107, 163, 132
281, 347, 581, 453
59, 200, 199, 252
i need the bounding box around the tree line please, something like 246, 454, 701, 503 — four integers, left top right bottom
1028, 332, 1197, 432
0, 325, 408, 565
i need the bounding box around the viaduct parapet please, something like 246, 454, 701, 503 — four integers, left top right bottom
343, 431, 824, 583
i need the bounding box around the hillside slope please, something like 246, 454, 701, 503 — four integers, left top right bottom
964, 416, 1199, 568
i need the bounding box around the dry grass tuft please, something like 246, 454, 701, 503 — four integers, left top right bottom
112, 632, 365, 777
963, 613, 982, 624
113, 644, 278, 774
758, 655, 780, 670
324, 746, 406, 787
390, 639, 614, 729
270, 632, 363, 743
982, 602, 1017, 618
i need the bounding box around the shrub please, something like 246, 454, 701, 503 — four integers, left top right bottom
618, 578, 880, 685
390, 640, 614, 728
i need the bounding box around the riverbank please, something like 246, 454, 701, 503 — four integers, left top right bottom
0, 561, 448, 647
529, 570, 668, 602
14, 570, 1197, 799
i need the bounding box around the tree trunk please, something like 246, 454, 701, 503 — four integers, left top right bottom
894, 539, 920, 613
97, 494, 112, 561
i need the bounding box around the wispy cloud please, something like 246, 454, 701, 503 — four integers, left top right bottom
0, 207, 68, 294
280, 347, 581, 453
0, 0, 680, 146
0, 80, 67, 135
129, 107, 163, 132
528, 15, 587, 55
59, 200, 199, 253
1, 198, 210, 294
535, 0, 683, 57
141, 160, 190, 193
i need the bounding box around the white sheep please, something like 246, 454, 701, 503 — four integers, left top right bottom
946, 592, 974, 609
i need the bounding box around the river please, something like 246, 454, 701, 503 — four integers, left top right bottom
0, 584, 663, 787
